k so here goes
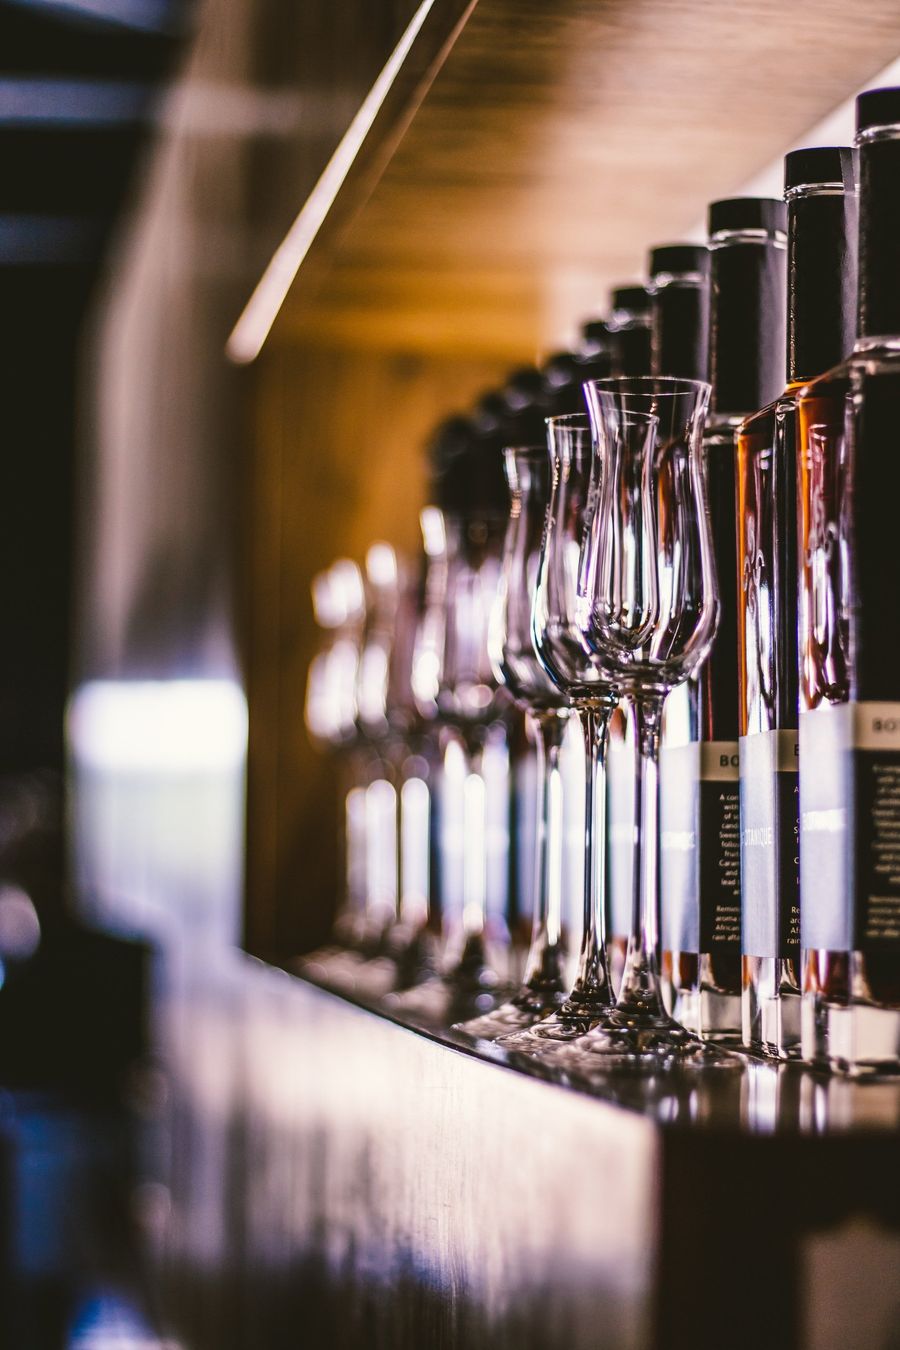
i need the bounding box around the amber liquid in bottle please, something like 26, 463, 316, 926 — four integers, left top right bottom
797, 114, 900, 1075
661, 208, 786, 1040
737, 398, 802, 1054
646, 246, 711, 1021
737, 158, 856, 1058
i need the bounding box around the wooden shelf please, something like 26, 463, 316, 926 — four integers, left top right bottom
165, 968, 900, 1350
260, 0, 900, 359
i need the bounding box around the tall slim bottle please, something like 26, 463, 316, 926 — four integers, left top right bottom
737, 148, 857, 1058
797, 88, 900, 1076
601, 282, 657, 993
662, 199, 787, 1039
645, 245, 713, 1015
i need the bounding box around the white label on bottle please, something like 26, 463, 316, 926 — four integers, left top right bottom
699, 740, 740, 781
852, 702, 900, 750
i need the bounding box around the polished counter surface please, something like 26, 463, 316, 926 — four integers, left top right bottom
158, 963, 900, 1350
3, 944, 898, 1350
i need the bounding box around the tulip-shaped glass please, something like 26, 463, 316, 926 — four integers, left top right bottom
453, 446, 572, 1044
571, 376, 719, 1064
495, 415, 619, 1062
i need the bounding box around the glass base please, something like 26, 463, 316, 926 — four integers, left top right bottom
496, 982, 615, 1057
802, 992, 900, 1078
742, 956, 801, 1059
451, 987, 568, 1045
558, 1007, 737, 1071
385, 931, 511, 1031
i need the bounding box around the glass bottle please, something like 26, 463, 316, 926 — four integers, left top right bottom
737, 147, 857, 1058
797, 87, 900, 1076
637, 244, 712, 1009
661, 198, 787, 1040
601, 284, 656, 992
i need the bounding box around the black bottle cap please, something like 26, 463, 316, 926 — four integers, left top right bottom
786, 147, 856, 382
502, 365, 546, 412
784, 146, 847, 192
650, 254, 710, 381
708, 197, 786, 235
856, 105, 900, 338
649, 244, 709, 277
542, 351, 581, 390
607, 288, 653, 375
430, 412, 509, 517
501, 365, 551, 443
472, 390, 507, 435
610, 285, 653, 317
428, 414, 471, 469
708, 199, 787, 414
581, 318, 612, 353
857, 86, 900, 136
541, 348, 612, 415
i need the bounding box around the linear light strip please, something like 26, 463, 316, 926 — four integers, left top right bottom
225, 0, 437, 365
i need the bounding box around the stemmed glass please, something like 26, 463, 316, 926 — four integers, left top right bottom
495, 415, 619, 1060
388, 493, 513, 1028
566, 376, 720, 1065
452, 445, 573, 1044
299, 559, 370, 979
313, 544, 402, 995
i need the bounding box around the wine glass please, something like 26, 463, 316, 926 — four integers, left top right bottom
452, 444, 573, 1044
567, 376, 720, 1066
388, 454, 514, 1028
314, 543, 402, 996
298, 559, 370, 981
494, 415, 619, 1062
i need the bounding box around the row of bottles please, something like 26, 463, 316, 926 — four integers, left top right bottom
305, 86, 900, 1079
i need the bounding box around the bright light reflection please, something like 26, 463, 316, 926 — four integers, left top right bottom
462, 770, 486, 934
68, 679, 247, 774
67, 680, 247, 944
226, 0, 439, 363
400, 776, 430, 925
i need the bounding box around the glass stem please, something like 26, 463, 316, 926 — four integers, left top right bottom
461, 737, 488, 941
617, 693, 667, 1019
520, 710, 569, 995
569, 704, 613, 1008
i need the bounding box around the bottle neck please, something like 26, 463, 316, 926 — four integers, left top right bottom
857, 129, 900, 341
709, 230, 786, 416
650, 277, 710, 381
787, 174, 857, 383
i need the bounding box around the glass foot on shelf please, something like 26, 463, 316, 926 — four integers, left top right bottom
451, 991, 568, 1046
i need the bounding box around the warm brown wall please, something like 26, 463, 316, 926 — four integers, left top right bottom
244, 341, 511, 958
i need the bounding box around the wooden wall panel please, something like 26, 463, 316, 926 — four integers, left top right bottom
275, 0, 900, 358
244, 343, 511, 957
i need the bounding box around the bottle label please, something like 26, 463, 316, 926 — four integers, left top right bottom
660, 741, 740, 955
800, 702, 900, 951
739, 730, 800, 959
660, 742, 699, 952
698, 743, 741, 956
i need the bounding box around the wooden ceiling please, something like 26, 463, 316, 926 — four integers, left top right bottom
270, 0, 900, 360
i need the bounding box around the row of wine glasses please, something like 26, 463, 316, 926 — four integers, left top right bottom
453, 377, 726, 1076
303, 374, 726, 1075
302, 414, 527, 1020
